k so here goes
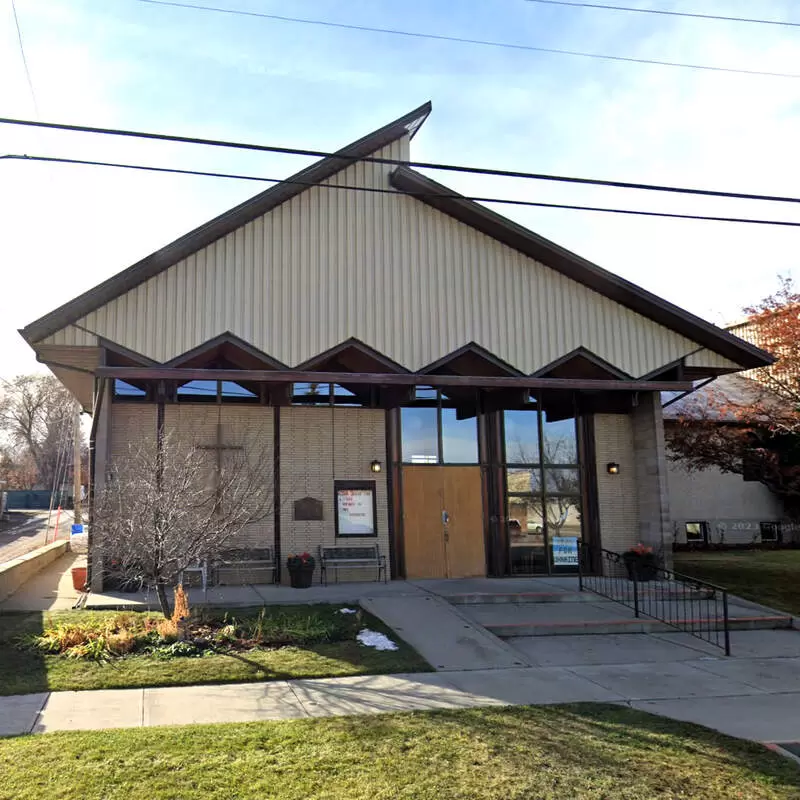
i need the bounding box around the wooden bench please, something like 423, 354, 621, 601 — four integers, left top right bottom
213, 547, 276, 585
319, 544, 386, 585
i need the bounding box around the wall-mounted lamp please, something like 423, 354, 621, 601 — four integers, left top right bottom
370, 459, 383, 474
606, 462, 620, 475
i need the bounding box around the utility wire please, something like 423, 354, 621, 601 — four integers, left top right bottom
2, 117, 800, 206
522, 0, 800, 29
10, 0, 40, 117
132, 0, 800, 80
3, 153, 800, 228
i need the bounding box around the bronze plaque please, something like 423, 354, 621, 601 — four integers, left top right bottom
294, 496, 324, 521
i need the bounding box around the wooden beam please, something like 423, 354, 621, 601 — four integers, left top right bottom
95, 367, 693, 393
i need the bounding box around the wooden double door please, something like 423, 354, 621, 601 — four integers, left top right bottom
402, 466, 486, 579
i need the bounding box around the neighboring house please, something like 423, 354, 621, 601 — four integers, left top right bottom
664, 374, 791, 547
19, 102, 773, 588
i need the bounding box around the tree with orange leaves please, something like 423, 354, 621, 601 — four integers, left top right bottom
666, 277, 800, 515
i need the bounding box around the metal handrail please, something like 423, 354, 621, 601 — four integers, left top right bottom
578, 543, 731, 656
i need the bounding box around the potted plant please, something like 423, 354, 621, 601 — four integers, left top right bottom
286, 552, 316, 589
622, 543, 659, 582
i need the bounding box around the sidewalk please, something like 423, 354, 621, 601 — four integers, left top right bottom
4, 642, 800, 743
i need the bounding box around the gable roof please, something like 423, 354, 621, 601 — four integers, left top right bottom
21, 101, 774, 375
389, 166, 775, 371
20, 102, 432, 345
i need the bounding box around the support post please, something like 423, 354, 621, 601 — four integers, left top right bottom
73, 406, 82, 525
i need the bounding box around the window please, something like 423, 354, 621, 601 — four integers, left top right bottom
504, 410, 540, 464
685, 522, 708, 544
400, 392, 479, 464
760, 522, 780, 542
401, 407, 439, 463
177, 380, 257, 402
114, 380, 146, 398
441, 409, 478, 464
503, 408, 582, 574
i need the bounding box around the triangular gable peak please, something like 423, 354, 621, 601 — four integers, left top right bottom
23, 104, 772, 384
532, 348, 632, 381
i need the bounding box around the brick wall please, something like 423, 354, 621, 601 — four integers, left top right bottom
593, 413, 639, 555
631, 393, 673, 568
280, 406, 388, 583
163, 405, 275, 556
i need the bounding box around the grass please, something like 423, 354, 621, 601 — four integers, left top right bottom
0, 605, 430, 696
673, 549, 800, 615
1, 705, 799, 799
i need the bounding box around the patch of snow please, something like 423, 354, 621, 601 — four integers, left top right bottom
356, 629, 398, 651
338, 607, 358, 614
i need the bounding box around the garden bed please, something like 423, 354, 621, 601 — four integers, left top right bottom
0, 604, 430, 695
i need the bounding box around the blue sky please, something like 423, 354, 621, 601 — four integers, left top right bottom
2, 0, 799, 375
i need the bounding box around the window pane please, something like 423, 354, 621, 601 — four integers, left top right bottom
685, 522, 706, 542
114, 380, 146, 397
542, 413, 578, 465
401, 407, 439, 463
545, 496, 582, 538
507, 496, 547, 574
293, 382, 330, 405
545, 468, 580, 495
441, 409, 478, 463
415, 385, 437, 400
504, 410, 540, 464
506, 468, 541, 494
177, 380, 217, 398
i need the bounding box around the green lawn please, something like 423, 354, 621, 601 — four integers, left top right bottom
1, 705, 798, 799
673, 550, 800, 615
0, 605, 429, 696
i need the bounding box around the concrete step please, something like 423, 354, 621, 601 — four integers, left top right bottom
443, 591, 593, 605
484, 614, 794, 638
460, 597, 794, 639
443, 588, 721, 606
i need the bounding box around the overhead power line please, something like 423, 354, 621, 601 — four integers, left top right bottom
3, 153, 800, 228
523, 0, 800, 29
132, 0, 800, 80
2, 115, 800, 206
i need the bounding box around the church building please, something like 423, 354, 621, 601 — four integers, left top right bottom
20, 102, 773, 588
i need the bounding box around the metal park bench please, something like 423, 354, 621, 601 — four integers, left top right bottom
213, 547, 276, 585
319, 544, 387, 585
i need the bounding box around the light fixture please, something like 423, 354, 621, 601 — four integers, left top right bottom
370, 459, 383, 473
607, 462, 620, 475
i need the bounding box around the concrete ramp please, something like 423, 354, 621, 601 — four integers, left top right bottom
361, 594, 531, 671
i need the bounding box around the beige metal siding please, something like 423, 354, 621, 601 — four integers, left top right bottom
43, 136, 705, 376
685, 350, 743, 371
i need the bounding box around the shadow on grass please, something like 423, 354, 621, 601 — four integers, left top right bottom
0, 611, 49, 695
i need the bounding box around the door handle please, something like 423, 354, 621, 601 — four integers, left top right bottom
442, 510, 450, 525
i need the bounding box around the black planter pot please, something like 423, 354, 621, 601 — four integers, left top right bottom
288, 566, 315, 589
623, 555, 658, 582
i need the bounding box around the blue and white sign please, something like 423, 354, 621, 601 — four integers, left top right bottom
551, 536, 579, 567
71, 524, 85, 536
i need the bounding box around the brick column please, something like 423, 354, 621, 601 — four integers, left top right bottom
631, 392, 673, 570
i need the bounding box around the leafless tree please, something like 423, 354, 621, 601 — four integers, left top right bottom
0, 375, 76, 488
94, 430, 276, 616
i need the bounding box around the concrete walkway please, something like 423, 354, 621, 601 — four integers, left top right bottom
0, 552, 84, 611
4, 629, 800, 743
